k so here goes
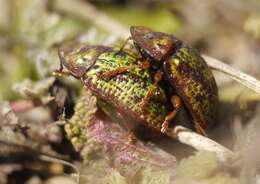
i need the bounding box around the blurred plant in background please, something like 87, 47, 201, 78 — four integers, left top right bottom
0, 0, 260, 183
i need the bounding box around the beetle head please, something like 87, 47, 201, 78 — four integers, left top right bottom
130, 26, 181, 62
58, 42, 110, 78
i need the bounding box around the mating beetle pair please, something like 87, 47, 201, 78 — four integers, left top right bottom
54, 26, 218, 136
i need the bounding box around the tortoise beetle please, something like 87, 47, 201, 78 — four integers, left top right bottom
101, 26, 218, 135
53, 42, 187, 136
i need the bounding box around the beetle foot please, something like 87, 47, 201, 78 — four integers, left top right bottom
160, 95, 181, 136
161, 120, 170, 134
52, 69, 70, 77
127, 132, 137, 144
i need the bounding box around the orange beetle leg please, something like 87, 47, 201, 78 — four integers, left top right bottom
161, 95, 181, 133
100, 60, 150, 79
140, 70, 162, 111
52, 61, 71, 77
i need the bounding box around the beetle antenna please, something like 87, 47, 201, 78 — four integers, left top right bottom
117, 36, 132, 54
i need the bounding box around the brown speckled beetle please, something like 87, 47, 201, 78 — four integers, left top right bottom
102, 26, 218, 135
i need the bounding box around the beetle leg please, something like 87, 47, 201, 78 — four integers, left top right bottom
52, 61, 71, 77
117, 36, 132, 53
100, 60, 150, 79
52, 69, 71, 77
128, 132, 137, 144
161, 95, 181, 133
119, 119, 137, 144
140, 71, 162, 111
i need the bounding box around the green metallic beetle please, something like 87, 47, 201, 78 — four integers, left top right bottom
101, 26, 218, 135
54, 42, 179, 134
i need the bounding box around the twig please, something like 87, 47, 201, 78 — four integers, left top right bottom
203, 55, 260, 94
169, 126, 234, 163
53, 0, 129, 38
40, 155, 80, 184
